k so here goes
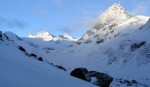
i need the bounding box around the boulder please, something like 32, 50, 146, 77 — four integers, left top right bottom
38, 57, 43, 61
70, 68, 113, 87
131, 41, 145, 51
30, 53, 37, 57
18, 46, 26, 52
55, 65, 66, 71
93, 72, 113, 87
70, 68, 88, 81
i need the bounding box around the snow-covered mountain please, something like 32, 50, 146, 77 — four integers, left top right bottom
1, 3, 150, 87
96, 3, 131, 24
28, 31, 54, 41
26, 31, 78, 49
28, 31, 77, 41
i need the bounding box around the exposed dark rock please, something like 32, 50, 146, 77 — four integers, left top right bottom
127, 83, 132, 86
131, 41, 145, 51
0, 31, 2, 40
30, 53, 37, 57
18, 46, 26, 52
43, 47, 55, 50
55, 65, 66, 71
38, 57, 43, 61
124, 80, 130, 83
69, 44, 73, 47
70, 68, 113, 87
76, 42, 82, 45
70, 68, 88, 81
85, 40, 92, 44
109, 23, 118, 30
96, 39, 104, 44
132, 80, 137, 84
88, 71, 113, 87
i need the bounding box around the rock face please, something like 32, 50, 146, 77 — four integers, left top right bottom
0, 31, 2, 37
18, 46, 26, 52
70, 68, 113, 87
0, 31, 2, 40
70, 68, 89, 81
88, 71, 113, 87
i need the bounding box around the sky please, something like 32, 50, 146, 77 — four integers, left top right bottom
0, 0, 150, 38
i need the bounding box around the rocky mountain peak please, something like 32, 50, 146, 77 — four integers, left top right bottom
27, 31, 54, 41
97, 3, 132, 24
27, 31, 78, 41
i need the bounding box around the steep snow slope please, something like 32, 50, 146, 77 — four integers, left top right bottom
0, 32, 96, 87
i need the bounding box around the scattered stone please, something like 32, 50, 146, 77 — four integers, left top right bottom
132, 80, 137, 84
124, 80, 130, 83
131, 41, 145, 51
70, 68, 113, 87
18, 46, 26, 52
55, 65, 66, 71
30, 53, 37, 57
38, 57, 43, 61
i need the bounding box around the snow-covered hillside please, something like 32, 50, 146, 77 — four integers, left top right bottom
1, 3, 150, 87
0, 32, 96, 87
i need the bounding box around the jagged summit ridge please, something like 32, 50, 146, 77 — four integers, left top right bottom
97, 3, 132, 24
28, 31, 54, 41
81, 3, 149, 41
28, 31, 77, 41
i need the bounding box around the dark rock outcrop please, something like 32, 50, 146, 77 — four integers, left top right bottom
70, 68, 89, 81
38, 57, 43, 61
70, 68, 113, 87
0, 31, 2, 40
18, 46, 26, 52
30, 53, 37, 57
55, 65, 66, 71
131, 41, 145, 51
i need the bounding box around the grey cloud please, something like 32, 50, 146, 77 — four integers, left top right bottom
0, 17, 27, 29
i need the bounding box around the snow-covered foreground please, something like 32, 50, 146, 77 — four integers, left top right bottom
0, 41, 96, 87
